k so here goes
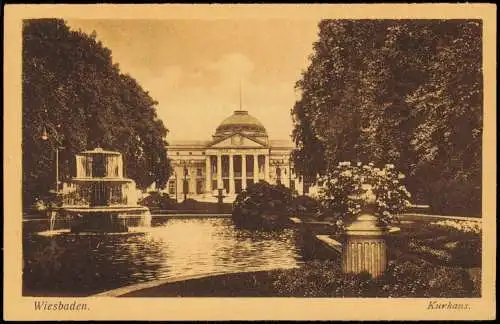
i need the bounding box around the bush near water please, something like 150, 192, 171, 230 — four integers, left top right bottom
232, 181, 296, 230
138, 191, 177, 210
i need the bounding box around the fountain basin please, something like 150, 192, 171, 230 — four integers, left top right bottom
68, 207, 151, 233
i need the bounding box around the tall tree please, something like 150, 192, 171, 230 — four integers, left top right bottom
292, 20, 482, 215
23, 19, 171, 207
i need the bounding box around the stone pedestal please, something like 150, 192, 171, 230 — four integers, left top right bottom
342, 213, 387, 278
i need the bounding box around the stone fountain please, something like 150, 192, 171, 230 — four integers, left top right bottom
61, 147, 151, 233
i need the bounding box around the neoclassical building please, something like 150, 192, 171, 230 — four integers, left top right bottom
166, 110, 304, 201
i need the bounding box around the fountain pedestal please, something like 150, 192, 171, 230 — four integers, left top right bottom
342, 213, 388, 278
61, 148, 151, 233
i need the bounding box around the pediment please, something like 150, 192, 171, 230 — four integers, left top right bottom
209, 133, 266, 148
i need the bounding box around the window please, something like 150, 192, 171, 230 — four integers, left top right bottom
189, 152, 192, 155
196, 168, 203, 177
168, 180, 176, 195
176, 152, 180, 155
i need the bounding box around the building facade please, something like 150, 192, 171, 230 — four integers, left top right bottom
166, 110, 304, 201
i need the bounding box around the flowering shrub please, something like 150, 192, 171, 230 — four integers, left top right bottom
408, 239, 453, 263
431, 219, 482, 235
33, 199, 47, 211
318, 162, 411, 228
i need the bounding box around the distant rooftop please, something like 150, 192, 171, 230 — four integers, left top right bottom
269, 138, 295, 148
168, 140, 212, 148
215, 110, 267, 137
168, 138, 295, 149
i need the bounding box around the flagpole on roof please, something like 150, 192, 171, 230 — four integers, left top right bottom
239, 79, 242, 111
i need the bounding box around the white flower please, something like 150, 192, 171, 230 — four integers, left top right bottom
392, 180, 399, 184
341, 170, 352, 177
385, 164, 395, 169
432, 219, 481, 234
357, 162, 362, 166
368, 162, 374, 166
398, 173, 406, 179
377, 200, 387, 207
339, 161, 351, 166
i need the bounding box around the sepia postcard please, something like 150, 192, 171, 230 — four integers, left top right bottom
3, 3, 496, 321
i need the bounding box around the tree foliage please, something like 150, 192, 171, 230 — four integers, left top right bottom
23, 19, 171, 206
292, 20, 482, 215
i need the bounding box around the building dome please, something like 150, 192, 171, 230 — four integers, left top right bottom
214, 110, 267, 137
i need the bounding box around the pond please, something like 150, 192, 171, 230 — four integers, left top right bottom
23, 216, 323, 296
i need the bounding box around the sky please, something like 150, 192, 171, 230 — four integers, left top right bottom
66, 19, 319, 141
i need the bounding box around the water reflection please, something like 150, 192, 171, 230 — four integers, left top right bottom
23, 217, 305, 296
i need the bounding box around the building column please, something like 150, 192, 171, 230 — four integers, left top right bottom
241, 154, 247, 190
217, 153, 222, 189
189, 165, 195, 194
205, 155, 211, 193
176, 165, 182, 198
264, 154, 270, 182
253, 154, 259, 182
229, 154, 235, 194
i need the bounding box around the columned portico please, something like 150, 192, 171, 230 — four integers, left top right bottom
229, 154, 235, 194
205, 155, 211, 193
167, 110, 304, 201
241, 154, 247, 190
253, 154, 259, 183
264, 154, 270, 182
217, 153, 222, 189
